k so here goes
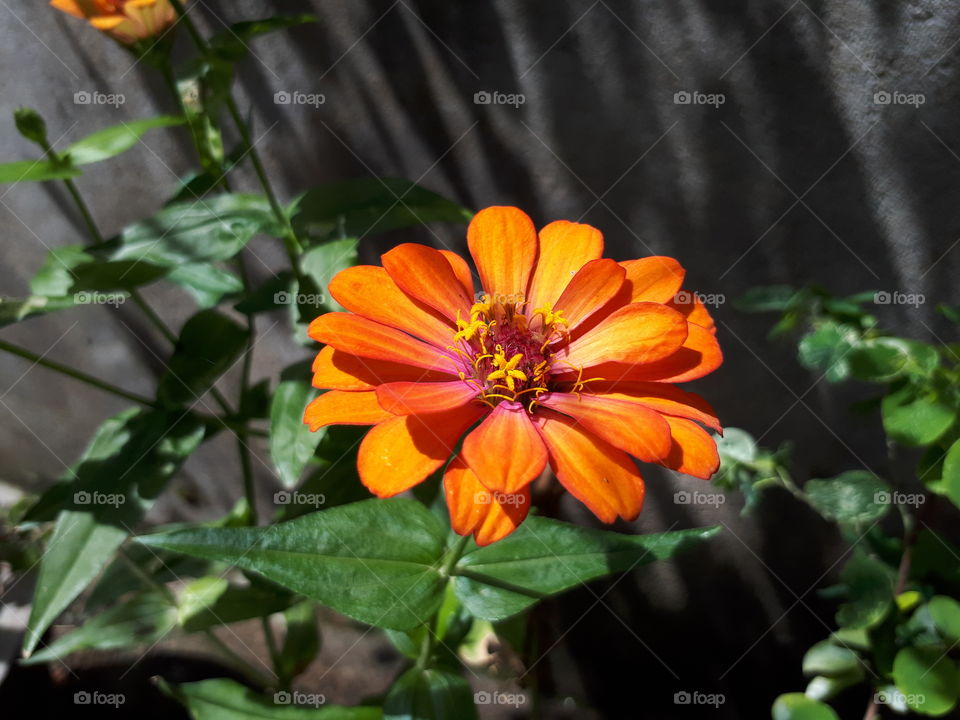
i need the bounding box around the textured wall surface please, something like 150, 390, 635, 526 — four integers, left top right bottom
2, 1, 959, 716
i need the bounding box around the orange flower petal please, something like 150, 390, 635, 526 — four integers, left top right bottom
375, 380, 480, 415
668, 293, 716, 333
538, 392, 672, 462
526, 220, 604, 312
619, 257, 685, 304
381, 243, 473, 324
303, 390, 394, 431
583, 384, 721, 433
561, 302, 688, 369
466, 207, 538, 300
460, 401, 547, 493
557, 322, 721, 385
357, 404, 485, 497
553, 258, 626, 331
444, 457, 530, 546
311, 346, 454, 391
659, 416, 720, 479
439, 249, 476, 299
51, 0, 86, 18
308, 313, 458, 375
536, 409, 645, 523
328, 265, 454, 348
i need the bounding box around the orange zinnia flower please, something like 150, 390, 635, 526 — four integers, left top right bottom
304, 207, 723, 545
51, 0, 177, 44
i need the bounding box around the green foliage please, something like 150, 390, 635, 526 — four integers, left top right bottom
384, 668, 477, 720
270, 369, 322, 488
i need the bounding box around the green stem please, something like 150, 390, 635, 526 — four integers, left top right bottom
118, 545, 177, 603
260, 615, 285, 685
203, 625, 276, 689
0, 339, 158, 407
440, 533, 472, 578
417, 534, 473, 670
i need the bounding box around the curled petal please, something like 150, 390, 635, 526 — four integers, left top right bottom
303, 390, 393, 431
461, 401, 547, 493
536, 409, 645, 523
444, 457, 530, 546
659, 416, 720, 479
439, 249, 476, 299
526, 220, 604, 312
552, 258, 626, 331
467, 206, 538, 300
357, 404, 485, 497
578, 384, 721, 433
668, 293, 716, 333
381, 243, 473, 324
619, 257, 685, 304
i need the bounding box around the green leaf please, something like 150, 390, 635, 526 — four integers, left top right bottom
803, 471, 890, 526
804, 672, 863, 702
0, 295, 78, 328
63, 116, 185, 165
716, 427, 758, 464
138, 498, 448, 631
453, 518, 719, 620
160, 677, 382, 719
23, 408, 204, 656
177, 576, 294, 633
22, 591, 176, 665
300, 238, 359, 313
735, 285, 799, 313
882, 381, 956, 447
801, 640, 862, 677
797, 322, 857, 382
210, 15, 319, 61
835, 551, 895, 630
31, 245, 167, 295
291, 178, 472, 242
168, 263, 243, 308
278, 601, 321, 681
847, 338, 909, 382
0, 158, 80, 183
107, 193, 282, 267
384, 667, 477, 720
771, 693, 840, 720
892, 647, 960, 715
928, 595, 960, 642
176, 58, 231, 175
942, 439, 960, 510
156, 310, 248, 408
270, 370, 322, 488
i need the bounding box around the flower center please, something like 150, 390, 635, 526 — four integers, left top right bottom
450, 293, 568, 411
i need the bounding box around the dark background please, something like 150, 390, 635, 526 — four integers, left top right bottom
2, 1, 960, 717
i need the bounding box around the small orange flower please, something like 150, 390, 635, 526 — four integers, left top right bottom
51, 0, 177, 44
304, 207, 723, 545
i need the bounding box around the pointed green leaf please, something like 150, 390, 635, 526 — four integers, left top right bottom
384, 667, 477, 720
63, 116, 185, 165
270, 372, 322, 488
0, 159, 80, 184
210, 15, 319, 61
168, 263, 243, 308
882, 382, 956, 447
803, 471, 890, 526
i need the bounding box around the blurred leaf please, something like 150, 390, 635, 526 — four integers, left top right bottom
892, 647, 960, 715
63, 116, 185, 165
716, 427, 758, 464
797, 322, 857, 382
23, 408, 204, 656
0, 159, 80, 183
928, 595, 960, 642
453, 519, 719, 621
176, 58, 231, 175
835, 551, 895, 630
847, 338, 908, 382
384, 667, 477, 720
804, 672, 863, 702
160, 677, 382, 719
21, 591, 177, 665
771, 693, 840, 720
234, 272, 294, 315
210, 15, 319, 61
912, 530, 960, 586
736, 285, 800, 313
300, 238, 358, 313
0, 295, 78, 328
882, 381, 956, 447
238, 378, 271, 421
801, 640, 862, 677
177, 576, 294, 633
156, 310, 248, 408
278, 601, 320, 681
31, 245, 167, 294
270, 369, 322, 488
106, 193, 282, 267
942, 439, 960, 510
168, 263, 243, 308
138, 498, 448, 631
291, 178, 472, 242
803, 471, 889, 526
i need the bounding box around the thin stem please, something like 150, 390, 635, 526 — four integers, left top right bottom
440, 533, 472, 578
416, 534, 474, 671
118, 546, 177, 603
260, 615, 285, 685
0, 339, 158, 407
62, 178, 105, 244
234, 253, 259, 525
